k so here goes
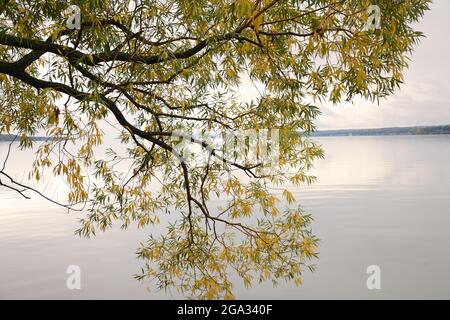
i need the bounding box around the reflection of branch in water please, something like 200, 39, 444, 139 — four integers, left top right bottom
0, 135, 83, 212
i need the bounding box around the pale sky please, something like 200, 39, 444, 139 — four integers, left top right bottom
315, 0, 450, 130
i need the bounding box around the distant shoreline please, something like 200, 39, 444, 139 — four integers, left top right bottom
311, 125, 450, 137
0, 134, 48, 142
1, 125, 450, 141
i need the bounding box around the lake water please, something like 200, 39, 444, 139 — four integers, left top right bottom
1, 135, 450, 299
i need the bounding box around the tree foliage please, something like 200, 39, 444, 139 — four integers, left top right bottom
0, 0, 429, 298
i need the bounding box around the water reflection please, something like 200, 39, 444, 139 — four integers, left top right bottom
1, 135, 450, 299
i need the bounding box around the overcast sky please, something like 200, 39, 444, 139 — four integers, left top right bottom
315, 0, 450, 130
97, 1, 450, 135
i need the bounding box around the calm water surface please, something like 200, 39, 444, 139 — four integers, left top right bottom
1, 135, 450, 299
